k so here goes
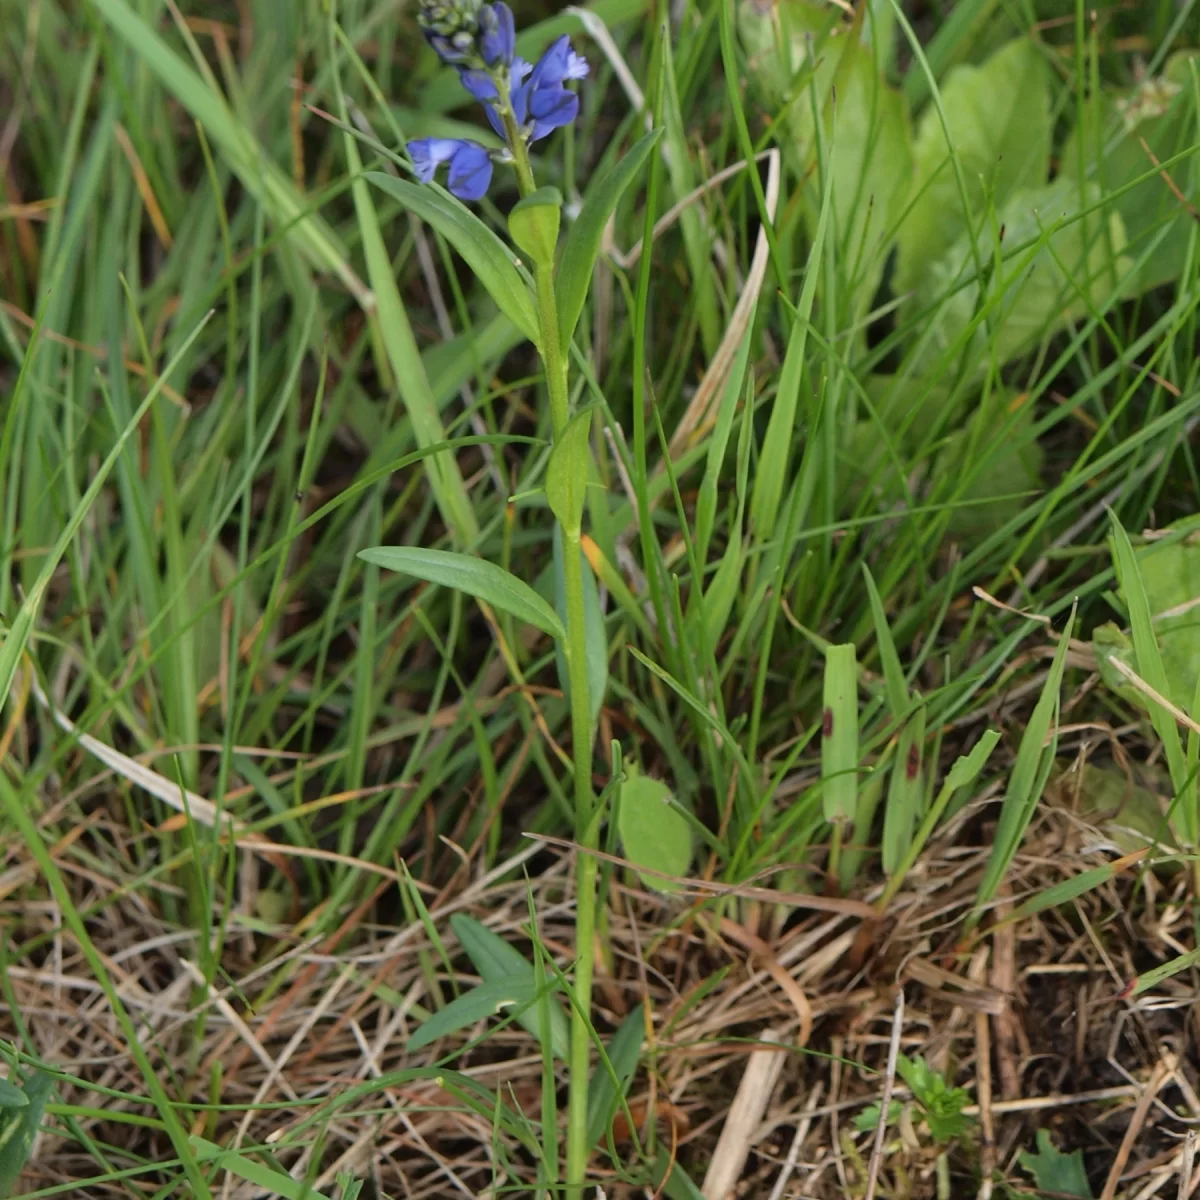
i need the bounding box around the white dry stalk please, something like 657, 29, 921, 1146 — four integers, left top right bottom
701, 1028, 788, 1200
864, 988, 905, 1200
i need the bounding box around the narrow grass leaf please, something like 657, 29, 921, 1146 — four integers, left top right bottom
90, 0, 365, 301
189, 1139, 332, 1199
0, 315, 210, 707
0, 1069, 52, 1197
450, 915, 571, 1059
879, 730, 1001, 909
616, 770, 692, 893
999, 851, 1149, 927
367, 173, 540, 345
974, 608, 1077, 917
882, 706, 926, 875
863, 564, 909, 717
749, 156, 833, 538
557, 128, 663, 347
821, 644, 859, 823
587, 1004, 644, 1152
1128, 946, 1200, 997
359, 547, 565, 641
338, 71, 477, 543
696, 323, 755, 560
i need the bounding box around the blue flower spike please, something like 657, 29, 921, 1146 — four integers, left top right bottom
408, 0, 588, 201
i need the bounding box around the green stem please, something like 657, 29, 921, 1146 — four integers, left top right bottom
562, 527, 597, 1198
504, 97, 597, 1197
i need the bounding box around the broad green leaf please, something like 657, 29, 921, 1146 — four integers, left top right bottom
408, 977, 555, 1051
1109, 531, 1200, 713
552, 528, 609, 728
616, 769, 692, 892
449, 915, 571, 1059
737, 0, 838, 111
1018, 1130, 1094, 1199
940, 392, 1044, 539
910, 179, 1128, 374
509, 186, 562, 269
0, 1082, 27, 1110
546, 408, 592, 534
1060, 52, 1200, 294
1048, 761, 1175, 858
895, 37, 1052, 295
0, 1069, 52, 1197
366, 173, 540, 346
557, 128, 663, 347
786, 14, 913, 317
189, 1139, 333, 1200
587, 1004, 644, 1152
1109, 517, 1190, 823
821, 644, 859, 823
359, 547, 565, 640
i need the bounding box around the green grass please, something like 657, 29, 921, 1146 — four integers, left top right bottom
1, 0, 1199, 1196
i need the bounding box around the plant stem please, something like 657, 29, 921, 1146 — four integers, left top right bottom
562, 526, 597, 1198
506, 106, 598, 1197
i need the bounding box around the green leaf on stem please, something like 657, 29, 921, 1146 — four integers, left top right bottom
546, 408, 592, 534
556, 128, 663, 347
408, 977, 556, 1051
552, 527, 609, 727
449, 915, 571, 1058
366, 173, 540, 345
587, 1004, 644, 1152
509, 186, 562, 269
359, 546, 565, 640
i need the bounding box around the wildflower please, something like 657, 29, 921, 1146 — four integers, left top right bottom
407, 0, 589, 200
408, 137, 494, 201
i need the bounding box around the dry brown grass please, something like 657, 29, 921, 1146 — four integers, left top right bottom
4, 775, 1199, 1199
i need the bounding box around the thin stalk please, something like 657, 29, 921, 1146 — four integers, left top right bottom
562, 526, 598, 1197
508, 110, 598, 1198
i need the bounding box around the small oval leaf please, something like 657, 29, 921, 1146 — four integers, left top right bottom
616, 770, 692, 893
366, 172, 540, 345
360, 546, 565, 641
0, 1079, 28, 1109
509, 186, 562, 269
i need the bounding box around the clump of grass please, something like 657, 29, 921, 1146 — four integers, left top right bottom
1, 0, 1199, 1195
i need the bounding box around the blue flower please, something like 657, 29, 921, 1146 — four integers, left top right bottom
408, 137, 494, 201
528, 36, 589, 89
478, 2, 514, 67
